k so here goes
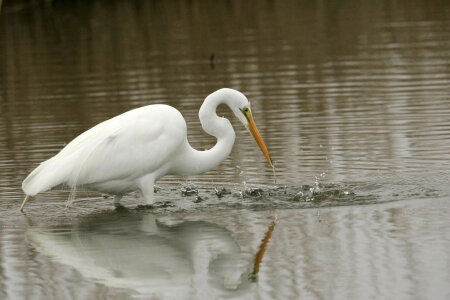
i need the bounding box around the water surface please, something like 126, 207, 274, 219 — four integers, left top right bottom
0, 0, 449, 299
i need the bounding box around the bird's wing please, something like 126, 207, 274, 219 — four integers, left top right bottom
22, 105, 186, 195
64, 106, 186, 186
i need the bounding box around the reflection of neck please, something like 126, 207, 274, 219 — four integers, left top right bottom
171, 91, 236, 175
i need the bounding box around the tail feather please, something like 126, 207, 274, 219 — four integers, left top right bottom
22, 158, 70, 196
22, 120, 123, 197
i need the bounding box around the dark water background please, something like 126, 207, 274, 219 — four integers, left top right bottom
0, 0, 449, 299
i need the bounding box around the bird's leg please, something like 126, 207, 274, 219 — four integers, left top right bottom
143, 184, 155, 205
139, 177, 155, 205
20, 195, 30, 212
113, 195, 123, 207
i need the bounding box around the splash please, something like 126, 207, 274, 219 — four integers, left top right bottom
180, 183, 198, 196
271, 165, 277, 185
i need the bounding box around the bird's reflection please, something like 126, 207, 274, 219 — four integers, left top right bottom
25, 210, 253, 298
251, 220, 275, 281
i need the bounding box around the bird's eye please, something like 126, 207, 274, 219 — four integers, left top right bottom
243, 107, 249, 113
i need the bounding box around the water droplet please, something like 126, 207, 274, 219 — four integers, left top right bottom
272, 165, 277, 185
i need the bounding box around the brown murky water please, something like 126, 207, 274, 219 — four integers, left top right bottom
1, 0, 449, 299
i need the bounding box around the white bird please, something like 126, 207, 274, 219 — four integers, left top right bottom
20, 88, 272, 211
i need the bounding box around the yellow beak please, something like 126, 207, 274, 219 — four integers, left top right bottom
246, 111, 273, 166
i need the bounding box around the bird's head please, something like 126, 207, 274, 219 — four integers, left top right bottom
226, 90, 273, 167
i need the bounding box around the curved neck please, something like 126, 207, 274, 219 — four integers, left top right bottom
171, 91, 236, 176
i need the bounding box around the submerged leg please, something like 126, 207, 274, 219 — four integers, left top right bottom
139, 176, 155, 205
20, 195, 31, 212
113, 195, 123, 207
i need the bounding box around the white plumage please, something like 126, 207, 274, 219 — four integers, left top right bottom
21, 88, 272, 211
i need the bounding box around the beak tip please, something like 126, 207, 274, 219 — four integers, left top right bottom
247, 117, 272, 168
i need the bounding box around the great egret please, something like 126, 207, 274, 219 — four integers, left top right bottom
20, 88, 272, 211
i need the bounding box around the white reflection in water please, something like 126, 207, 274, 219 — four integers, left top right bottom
26, 212, 253, 299
21, 197, 450, 300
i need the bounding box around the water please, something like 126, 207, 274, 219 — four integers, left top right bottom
1, 0, 449, 299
